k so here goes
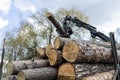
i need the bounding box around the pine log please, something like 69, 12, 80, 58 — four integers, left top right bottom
63, 40, 120, 63
36, 47, 47, 59
46, 12, 66, 35
9, 75, 18, 80
6, 59, 50, 75
18, 67, 57, 80
81, 70, 114, 80
54, 37, 120, 50
58, 63, 113, 80
53, 37, 71, 50
45, 45, 54, 57
47, 48, 65, 66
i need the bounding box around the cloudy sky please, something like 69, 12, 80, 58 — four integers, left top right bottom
0, 0, 120, 44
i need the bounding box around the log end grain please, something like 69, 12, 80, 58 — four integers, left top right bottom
45, 45, 53, 57
47, 49, 57, 66
18, 71, 25, 80
63, 41, 82, 62
54, 37, 62, 49
36, 47, 46, 58
46, 12, 52, 17
47, 49, 63, 66
6, 62, 14, 75
53, 37, 64, 49
58, 63, 75, 80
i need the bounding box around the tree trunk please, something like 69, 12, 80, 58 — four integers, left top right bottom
9, 75, 18, 80
58, 63, 113, 80
18, 67, 57, 80
45, 45, 54, 57
36, 47, 47, 59
0, 39, 5, 79
53, 37, 71, 50
6, 59, 50, 75
46, 12, 66, 35
54, 37, 120, 50
47, 48, 65, 66
63, 40, 120, 63
81, 70, 114, 80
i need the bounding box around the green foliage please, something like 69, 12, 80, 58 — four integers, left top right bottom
5, 21, 38, 61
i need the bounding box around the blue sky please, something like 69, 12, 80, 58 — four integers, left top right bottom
0, 0, 120, 45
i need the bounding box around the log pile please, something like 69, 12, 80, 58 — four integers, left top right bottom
6, 36, 120, 80
5, 12, 120, 80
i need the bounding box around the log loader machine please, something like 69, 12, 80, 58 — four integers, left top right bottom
46, 12, 120, 80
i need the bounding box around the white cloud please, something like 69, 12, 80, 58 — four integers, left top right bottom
96, 10, 120, 35
14, 0, 36, 13
0, 0, 11, 13
0, 17, 9, 29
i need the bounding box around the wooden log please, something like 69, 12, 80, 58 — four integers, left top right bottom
45, 45, 54, 57
6, 59, 50, 75
47, 48, 65, 66
18, 67, 58, 80
36, 47, 47, 59
9, 75, 18, 80
63, 40, 120, 63
46, 12, 66, 35
81, 70, 114, 80
53, 37, 71, 50
58, 63, 113, 80
54, 37, 120, 50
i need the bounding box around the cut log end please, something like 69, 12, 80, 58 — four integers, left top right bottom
36, 47, 46, 58
63, 41, 81, 62
45, 45, 53, 57
58, 63, 75, 80
46, 12, 52, 17
6, 62, 14, 75
18, 71, 25, 80
47, 49, 57, 65
54, 37, 63, 49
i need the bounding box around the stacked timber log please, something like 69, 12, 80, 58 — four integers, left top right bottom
5, 12, 120, 80
6, 36, 120, 80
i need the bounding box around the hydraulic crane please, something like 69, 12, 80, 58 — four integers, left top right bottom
46, 12, 120, 80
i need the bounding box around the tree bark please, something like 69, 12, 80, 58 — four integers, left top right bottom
36, 47, 47, 59
53, 37, 71, 50
9, 75, 18, 80
18, 67, 57, 80
6, 59, 50, 75
81, 70, 114, 80
63, 40, 120, 63
46, 12, 66, 35
47, 48, 65, 66
45, 45, 54, 57
58, 63, 113, 80
54, 37, 120, 50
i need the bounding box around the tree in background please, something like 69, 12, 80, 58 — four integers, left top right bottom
31, 9, 56, 45
4, 7, 90, 61
5, 21, 37, 61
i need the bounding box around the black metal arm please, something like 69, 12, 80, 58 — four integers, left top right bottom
63, 16, 110, 41
110, 32, 120, 80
